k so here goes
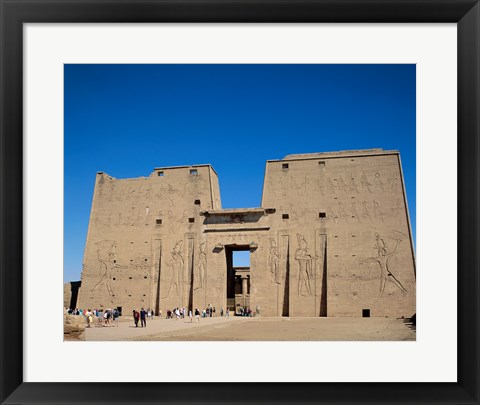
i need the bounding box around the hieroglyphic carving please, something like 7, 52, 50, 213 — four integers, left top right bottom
295, 234, 317, 296
361, 233, 407, 296
166, 240, 184, 298
362, 200, 372, 222
268, 238, 281, 284
129, 256, 150, 270
195, 241, 206, 290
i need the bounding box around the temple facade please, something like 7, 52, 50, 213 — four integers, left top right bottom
76, 149, 416, 317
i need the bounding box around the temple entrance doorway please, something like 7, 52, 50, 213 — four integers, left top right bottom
225, 245, 250, 315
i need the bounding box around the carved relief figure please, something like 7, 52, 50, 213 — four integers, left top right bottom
295, 234, 317, 296
92, 241, 120, 301
167, 240, 184, 297
326, 178, 336, 194
373, 200, 385, 221
361, 172, 373, 193
361, 235, 407, 296
268, 238, 281, 284
362, 200, 371, 221
327, 206, 338, 223
290, 176, 310, 197
387, 173, 399, 192
374, 172, 385, 192
337, 177, 349, 194
349, 176, 359, 193
351, 201, 359, 220
195, 241, 206, 290
314, 178, 325, 195
337, 201, 347, 221
168, 209, 188, 234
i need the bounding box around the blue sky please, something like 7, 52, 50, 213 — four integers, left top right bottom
64, 64, 416, 282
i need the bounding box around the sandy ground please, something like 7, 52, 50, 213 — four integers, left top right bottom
84, 316, 415, 341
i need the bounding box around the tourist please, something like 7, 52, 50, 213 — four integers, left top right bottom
220, 308, 224, 317
189, 309, 193, 323
133, 310, 139, 327
140, 308, 147, 327
213, 307, 216, 317
158, 309, 162, 318
113, 308, 119, 326
85, 309, 92, 328
226, 308, 229, 318
147, 309, 151, 319
195, 308, 200, 322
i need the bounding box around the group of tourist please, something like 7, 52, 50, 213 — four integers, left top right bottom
238, 307, 253, 317
162, 306, 234, 321
66, 303, 258, 331
132, 308, 149, 327
65, 307, 120, 327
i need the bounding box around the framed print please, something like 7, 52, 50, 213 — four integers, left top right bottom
0, 1, 479, 404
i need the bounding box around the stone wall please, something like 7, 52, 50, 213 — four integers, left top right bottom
77, 150, 415, 318
262, 150, 415, 317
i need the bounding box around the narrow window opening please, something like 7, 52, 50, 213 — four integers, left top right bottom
282, 214, 289, 220
189, 218, 195, 223
318, 161, 325, 167
362, 309, 370, 318
190, 169, 198, 175
319, 212, 326, 218
282, 163, 289, 170
194, 199, 201, 205
129, 277, 132, 280
156, 219, 162, 225
144, 276, 147, 279
158, 171, 164, 176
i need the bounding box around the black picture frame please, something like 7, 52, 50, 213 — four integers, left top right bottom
1, 1, 479, 404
